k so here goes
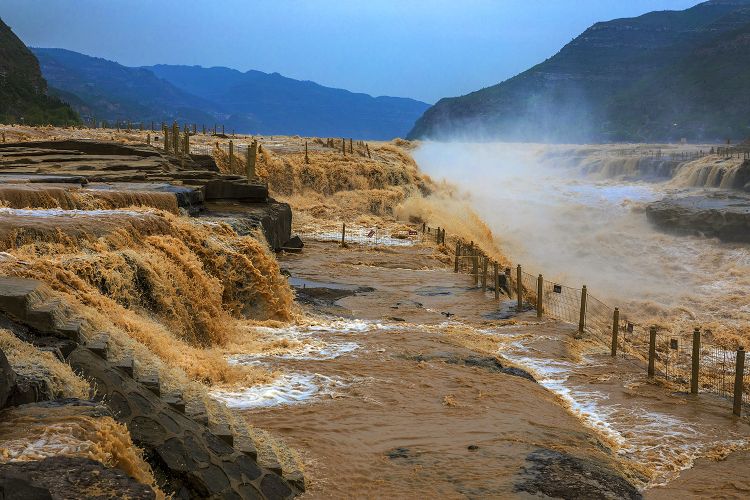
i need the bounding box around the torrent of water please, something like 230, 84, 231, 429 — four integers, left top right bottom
413, 142, 750, 344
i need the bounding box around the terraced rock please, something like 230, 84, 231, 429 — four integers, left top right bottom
0, 277, 303, 499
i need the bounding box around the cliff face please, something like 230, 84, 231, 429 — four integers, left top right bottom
0, 19, 78, 125
408, 0, 750, 143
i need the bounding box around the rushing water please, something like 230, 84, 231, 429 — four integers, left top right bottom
414, 142, 750, 341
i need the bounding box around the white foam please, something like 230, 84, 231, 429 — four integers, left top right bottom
211, 372, 346, 409
229, 340, 359, 363
0, 207, 145, 217
308, 230, 419, 247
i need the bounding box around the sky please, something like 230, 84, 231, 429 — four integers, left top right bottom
1, 0, 699, 103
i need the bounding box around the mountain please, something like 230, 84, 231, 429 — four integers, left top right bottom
32, 48, 429, 139
33, 48, 216, 126
408, 0, 750, 143
0, 19, 78, 125
145, 64, 430, 139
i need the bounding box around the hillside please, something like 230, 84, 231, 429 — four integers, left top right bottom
146, 64, 430, 139
0, 19, 78, 125
32, 48, 216, 126
408, 0, 750, 143
32, 48, 429, 139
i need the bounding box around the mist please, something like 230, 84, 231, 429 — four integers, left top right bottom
412, 141, 750, 337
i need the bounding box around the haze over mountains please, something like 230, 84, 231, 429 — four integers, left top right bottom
409, 0, 750, 143
33, 48, 429, 140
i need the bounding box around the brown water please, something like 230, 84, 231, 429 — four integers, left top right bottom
221, 240, 750, 497
237, 241, 631, 497
413, 142, 750, 346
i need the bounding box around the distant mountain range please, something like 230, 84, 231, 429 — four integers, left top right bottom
33, 48, 429, 140
0, 19, 78, 125
409, 0, 750, 143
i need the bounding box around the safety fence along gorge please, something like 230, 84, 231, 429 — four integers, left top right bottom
427, 227, 749, 419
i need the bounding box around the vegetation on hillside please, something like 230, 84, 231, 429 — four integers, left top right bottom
0, 19, 79, 126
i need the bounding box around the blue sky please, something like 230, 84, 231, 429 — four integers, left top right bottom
1, 0, 698, 103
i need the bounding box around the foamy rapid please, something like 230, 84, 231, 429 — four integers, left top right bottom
413, 142, 750, 341
211, 373, 347, 409
492, 326, 749, 487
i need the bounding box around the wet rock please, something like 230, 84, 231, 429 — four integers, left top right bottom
282, 235, 304, 250
203, 200, 292, 251
189, 153, 220, 172
515, 448, 641, 500
0, 349, 14, 408
7, 374, 53, 406
0, 456, 155, 499
67, 347, 297, 499
467, 445, 479, 451
203, 180, 268, 202
386, 447, 412, 460
402, 354, 537, 383
646, 191, 750, 242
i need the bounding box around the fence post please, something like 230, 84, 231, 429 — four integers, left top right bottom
494, 263, 499, 301
454, 242, 460, 273
578, 285, 587, 334
472, 252, 479, 287
147, 133, 151, 146
536, 274, 543, 318
611, 308, 619, 356
228, 140, 234, 171
482, 258, 488, 292
172, 122, 179, 153
691, 328, 701, 395
247, 141, 257, 179
516, 265, 523, 312
648, 326, 657, 378
733, 347, 745, 416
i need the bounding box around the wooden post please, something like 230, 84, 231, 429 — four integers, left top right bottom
422, 222, 426, 234
366, 143, 371, 158
733, 347, 745, 417
481, 257, 488, 292
454, 242, 460, 273
648, 326, 657, 378
228, 140, 234, 171
472, 252, 479, 287
146, 133, 151, 145
341, 223, 346, 246
578, 285, 587, 334
172, 122, 179, 153
305, 141, 310, 164
691, 328, 701, 395
535, 274, 543, 318
246, 140, 257, 179
516, 265, 523, 312
342, 138, 346, 156
435, 227, 441, 244
222, 124, 225, 135
611, 308, 619, 356
494, 263, 499, 300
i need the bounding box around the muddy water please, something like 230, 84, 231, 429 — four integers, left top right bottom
413, 142, 750, 343
239, 242, 632, 497
232, 240, 750, 497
